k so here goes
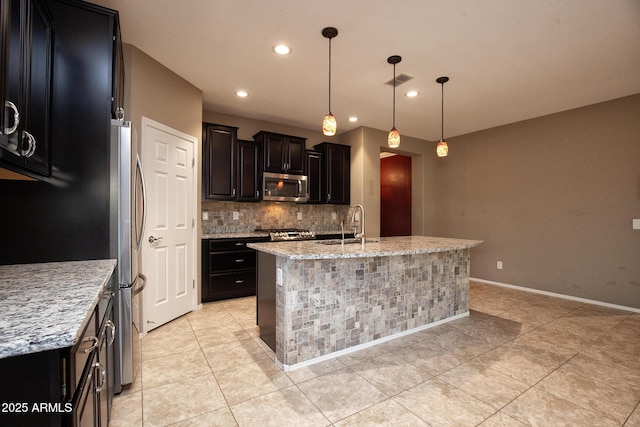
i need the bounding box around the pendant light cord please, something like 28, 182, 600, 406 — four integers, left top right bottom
392, 63, 396, 128
441, 81, 444, 140
328, 37, 332, 113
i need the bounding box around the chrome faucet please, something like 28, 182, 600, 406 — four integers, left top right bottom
351, 204, 365, 244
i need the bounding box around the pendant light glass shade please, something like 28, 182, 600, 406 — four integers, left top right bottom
322, 113, 336, 136
388, 128, 400, 148
322, 27, 338, 136
436, 76, 449, 157
436, 140, 448, 157
387, 55, 402, 148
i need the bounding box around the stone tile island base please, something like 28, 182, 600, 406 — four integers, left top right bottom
273, 249, 471, 370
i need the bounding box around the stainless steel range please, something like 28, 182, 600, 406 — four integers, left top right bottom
258, 228, 316, 241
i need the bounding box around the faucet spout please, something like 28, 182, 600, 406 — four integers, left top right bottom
351, 204, 365, 244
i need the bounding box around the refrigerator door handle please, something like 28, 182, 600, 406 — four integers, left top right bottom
132, 273, 146, 296
135, 154, 147, 252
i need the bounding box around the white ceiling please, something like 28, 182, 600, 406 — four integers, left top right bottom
95, 0, 640, 141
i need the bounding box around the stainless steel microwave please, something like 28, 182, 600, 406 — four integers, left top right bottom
262, 172, 308, 202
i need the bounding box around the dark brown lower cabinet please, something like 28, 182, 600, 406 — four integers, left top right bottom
201, 237, 268, 302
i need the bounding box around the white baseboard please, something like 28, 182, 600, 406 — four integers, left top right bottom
471, 277, 640, 314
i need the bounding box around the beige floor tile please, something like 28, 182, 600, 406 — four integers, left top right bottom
458, 316, 524, 345
230, 385, 329, 427
562, 352, 640, 395
285, 357, 346, 384
109, 390, 142, 427
393, 378, 496, 426
438, 359, 530, 409
392, 341, 469, 375
142, 349, 211, 390
625, 404, 640, 426
536, 367, 639, 425
503, 387, 619, 427
169, 407, 238, 427
141, 327, 200, 361
429, 329, 497, 359
187, 309, 242, 330
202, 337, 271, 372
297, 367, 388, 423
478, 411, 527, 426
350, 352, 432, 396
142, 373, 227, 427
334, 399, 429, 426
215, 358, 293, 405
473, 347, 557, 386
193, 324, 253, 347
504, 332, 577, 367
335, 343, 390, 366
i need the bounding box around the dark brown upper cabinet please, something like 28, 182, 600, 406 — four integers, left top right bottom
203, 123, 260, 202
203, 123, 238, 200
253, 130, 306, 175
236, 139, 260, 202
304, 150, 323, 204
313, 142, 351, 205
0, 0, 53, 177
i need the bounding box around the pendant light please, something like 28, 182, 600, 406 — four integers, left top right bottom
436, 76, 449, 157
387, 55, 402, 148
322, 27, 338, 136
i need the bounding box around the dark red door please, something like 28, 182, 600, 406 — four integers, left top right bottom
380, 155, 411, 236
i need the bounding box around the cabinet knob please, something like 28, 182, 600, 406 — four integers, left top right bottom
235, 258, 245, 263
234, 280, 245, 284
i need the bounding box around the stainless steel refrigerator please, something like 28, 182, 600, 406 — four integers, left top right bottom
110, 119, 146, 393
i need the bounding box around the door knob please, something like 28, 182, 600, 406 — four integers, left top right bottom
148, 236, 163, 243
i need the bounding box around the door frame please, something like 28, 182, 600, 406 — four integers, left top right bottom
139, 116, 198, 335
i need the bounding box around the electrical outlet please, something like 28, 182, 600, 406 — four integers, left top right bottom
276, 268, 283, 286
497, 261, 503, 270
233, 211, 239, 220
297, 212, 303, 220
332, 212, 337, 220
354, 211, 360, 221
202, 211, 209, 221
633, 219, 640, 230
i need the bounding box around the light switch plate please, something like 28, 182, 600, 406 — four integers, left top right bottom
634, 219, 640, 230
276, 268, 283, 286
202, 211, 209, 221
332, 212, 337, 220
497, 261, 503, 270
233, 211, 239, 220
297, 212, 303, 220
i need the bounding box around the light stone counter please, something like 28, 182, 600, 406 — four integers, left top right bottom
251, 236, 483, 371
248, 235, 483, 259
0, 259, 117, 359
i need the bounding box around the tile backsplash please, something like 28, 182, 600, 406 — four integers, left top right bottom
201, 201, 353, 234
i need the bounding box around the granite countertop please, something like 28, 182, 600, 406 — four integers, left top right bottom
248, 235, 483, 260
0, 259, 117, 359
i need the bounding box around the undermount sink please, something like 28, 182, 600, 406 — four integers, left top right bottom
316, 238, 379, 245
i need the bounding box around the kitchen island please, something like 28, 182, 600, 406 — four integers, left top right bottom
248, 236, 483, 371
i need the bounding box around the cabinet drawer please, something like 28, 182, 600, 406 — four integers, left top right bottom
209, 250, 256, 273
211, 271, 256, 290
208, 238, 267, 251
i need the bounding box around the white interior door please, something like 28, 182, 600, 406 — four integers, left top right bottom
140, 117, 197, 333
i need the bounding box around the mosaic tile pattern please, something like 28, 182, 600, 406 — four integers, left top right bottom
275, 249, 471, 366
201, 201, 351, 234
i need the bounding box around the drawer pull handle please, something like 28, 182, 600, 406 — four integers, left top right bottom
235, 258, 245, 263
82, 336, 99, 353
235, 243, 245, 246
94, 362, 106, 393
235, 280, 244, 284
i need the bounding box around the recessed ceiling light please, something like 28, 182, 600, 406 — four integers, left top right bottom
272, 44, 291, 55
405, 90, 419, 98
236, 90, 248, 98
348, 116, 358, 122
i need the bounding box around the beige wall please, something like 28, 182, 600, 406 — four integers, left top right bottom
434, 94, 640, 308
123, 44, 203, 301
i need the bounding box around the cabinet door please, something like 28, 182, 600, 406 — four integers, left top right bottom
203, 123, 237, 200
236, 139, 260, 202
261, 132, 286, 173
305, 150, 322, 203
326, 144, 350, 204
0, 0, 52, 176
285, 136, 305, 174
111, 18, 124, 119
